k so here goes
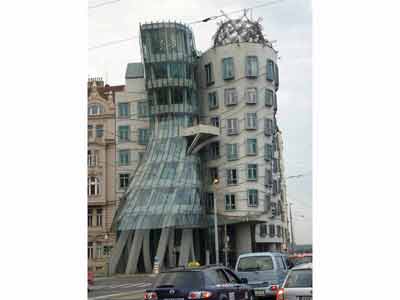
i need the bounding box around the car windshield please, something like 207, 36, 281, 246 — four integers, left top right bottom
237, 256, 273, 272
284, 269, 312, 288
292, 256, 312, 266
154, 271, 203, 289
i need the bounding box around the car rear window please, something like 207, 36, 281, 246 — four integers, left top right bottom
284, 269, 312, 288
154, 271, 203, 289
237, 256, 273, 272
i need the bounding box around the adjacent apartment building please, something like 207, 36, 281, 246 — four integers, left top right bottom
87, 78, 124, 275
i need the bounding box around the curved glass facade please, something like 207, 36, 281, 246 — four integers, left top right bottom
116, 22, 205, 231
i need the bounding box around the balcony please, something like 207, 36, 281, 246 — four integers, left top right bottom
182, 124, 220, 154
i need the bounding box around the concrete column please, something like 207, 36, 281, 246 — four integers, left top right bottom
167, 228, 176, 268
154, 227, 171, 271
142, 229, 152, 273
125, 230, 145, 274
178, 228, 193, 266
109, 230, 132, 275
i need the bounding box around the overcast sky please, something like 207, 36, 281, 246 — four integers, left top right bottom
89, 0, 312, 244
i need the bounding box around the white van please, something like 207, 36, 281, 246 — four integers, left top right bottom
235, 252, 289, 299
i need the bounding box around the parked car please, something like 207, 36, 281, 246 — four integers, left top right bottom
88, 269, 94, 291
144, 265, 255, 300
276, 263, 312, 300
288, 254, 312, 267
235, 252, 289, 299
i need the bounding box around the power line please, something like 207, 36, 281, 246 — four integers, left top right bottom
89, 36, 138, 50
89, 0, 122, 9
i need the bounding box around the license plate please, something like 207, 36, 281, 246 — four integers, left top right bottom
254, 290, 265, 296
297, 297, 311, 300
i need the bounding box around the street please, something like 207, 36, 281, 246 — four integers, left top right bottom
88, 274, 156, 300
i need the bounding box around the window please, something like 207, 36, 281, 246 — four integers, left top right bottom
237, 256, 273, 272
88, 176, 100, 196
247, 164, 258, 181
264, 144, 273, 161
138, 101, 148, 118
222, 57, 234, 80
205, 63, 214, 85
264, 194, 271, 211
284, 269, 312, 288
260, 223, 268, 238
138, 128, 149, 145
227, 118, 239, 135
209, 167, 218, 184
269, 224, 275, 237
247, 138, 257, 155
88, 104, 103, 116
265, 89, 274, 107
206, 192, 214, 211
88, 125, 93, 138
223, 269, 240, 284
267, 59, 275, 81
264, 118, 274, 136
118, 103, 129, 118
225, 194, 236, 210
88, 209, 93, 227
119, 150, 130, 166
227, 169, 238, 185
248, 189, 258, 207
103, 246, 113, 256
138, 152, 144, 162
161, 162, 177, 179
210, 116, 220, 128
272, 180, 278, 195
119, 173, 130, 189
246, 87, 257, 104
205, 269, 230, 285
226, 143, 239, 161
273, 159, 280, 173
95, 124, 104, 138
209, 142, 220, 160
118, 125, 130, 142
96, 243, 103, 258
265, 169, 273, 187
156, 272, 203, 289
271, 202, 277, 216
88, 242, 94, 259
274, 63, 280, 88
277, 225, 282, 237
208, 92, 218, 110
96, 208, 103, 226
88, 150, 97, 167
224, 88, 238, 106
246, 56, 258, 77
246, 112, 257, 130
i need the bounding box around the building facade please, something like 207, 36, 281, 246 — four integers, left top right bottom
87, 78, 124, 275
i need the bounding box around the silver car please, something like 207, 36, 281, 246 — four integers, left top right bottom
277, 263, 312, 300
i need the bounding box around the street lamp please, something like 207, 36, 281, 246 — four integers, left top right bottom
213, 178, 220, 264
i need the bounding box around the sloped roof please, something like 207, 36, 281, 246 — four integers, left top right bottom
125, 63, 144, 79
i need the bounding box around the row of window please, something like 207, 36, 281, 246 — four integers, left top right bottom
205, 190, 259, 210
88, 208, 103, 227
118, 101, 149, 119
205, 57, 279, 85
88, 104, 105, 116
88, 124, 104, 139
208, 139, 279, 161
118, 150, 145, 166
208, 87, 276, 110
88, 174, 131, 196
88, 242, 113, 259
259, 223, 284, 238
118, 126, 149, 144
209, 116, 275, 136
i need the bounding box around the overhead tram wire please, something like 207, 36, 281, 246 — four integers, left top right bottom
89, 0, 122, 9
89, 0, 285, 50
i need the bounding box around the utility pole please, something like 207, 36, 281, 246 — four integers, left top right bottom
289, 203, 295, 253
213, 178, 220, 264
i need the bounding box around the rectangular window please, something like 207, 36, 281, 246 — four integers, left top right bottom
226, 143, 239, 161
119, 173, 130, 189
260, 223, 267, 237
248, 189, 258, 207
138, 152, 144, 162
118, 102, 129, 118
119, 150, 130, 166
224, 88, 238, 106
88, 242, 94, 259
210, 116, 220, 128
227, 118, 239, 135
88, 209, 93, 227
246, 87, 257, 104
246, 56, 258, 77
96, 208, 103, 226
205, 63, 214, 85
161, 162, 178, 179
264, 144, 273, 161
225, 194, 236, 210
96, 244, 103, 258
208, 92, 218, 110
273, 159, 280, 173
246, 138, 257, 156
88, 150, 97, 168
138, 101, 148, 118
208, 142, 220, 160
264, 118, 274, 136
209, 167, 218, 184
88, 125, 93, 138
269, 224, 276, 237
274, 63, 280, 87
267, 59, 275, 81
265, 89, 274, 107
271, 202, 277, 216
222, 57, 234, 80
138, 128, 149, 145
277, 225, 281, 237
227, 169, 238, 185
206, 192, 214, 211
247, 164, 258, 181
272, 180, 278, 195
118, 125, 130, 142
265, 169, 273, 187
95, 124, 104, 138
246, 112, 257, 130
264, 195, 271, 212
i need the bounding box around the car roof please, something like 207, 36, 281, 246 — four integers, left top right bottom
161, 265, 226, 273
237, 252, 285, 258
291, 263, 312, 270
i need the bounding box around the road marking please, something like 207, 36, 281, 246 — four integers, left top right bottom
88, 289, 146, 300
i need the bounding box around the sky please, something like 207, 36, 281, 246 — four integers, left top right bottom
88, 0, 312, 244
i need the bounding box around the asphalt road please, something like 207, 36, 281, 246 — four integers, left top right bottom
88, 274, 156, 300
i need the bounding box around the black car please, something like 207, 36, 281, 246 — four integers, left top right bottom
145, 265, 255, 300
